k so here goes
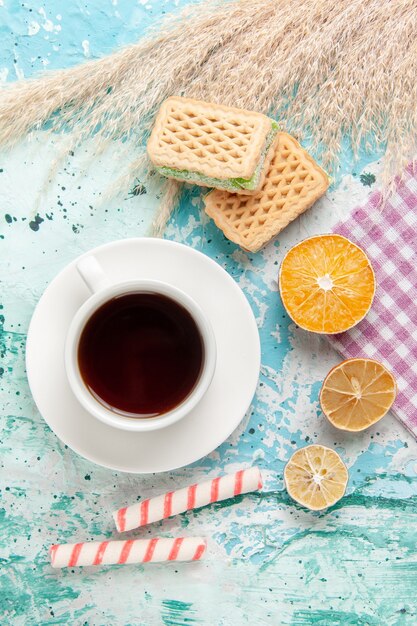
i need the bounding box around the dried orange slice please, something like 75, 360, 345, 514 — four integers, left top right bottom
278, 234, 375, 334
320, 358, 397, 432
284, 445, 348, 511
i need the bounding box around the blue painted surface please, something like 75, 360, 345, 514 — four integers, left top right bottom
0, 1, 416, 624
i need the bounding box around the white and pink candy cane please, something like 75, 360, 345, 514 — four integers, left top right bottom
114, 466, 262, 533
50, 536, 206, 568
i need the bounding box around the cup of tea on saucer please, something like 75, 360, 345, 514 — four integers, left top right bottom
64, 255, 216, 432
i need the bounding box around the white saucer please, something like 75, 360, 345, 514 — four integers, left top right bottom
26, 238, 260, 473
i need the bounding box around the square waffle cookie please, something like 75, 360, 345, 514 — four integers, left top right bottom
147, 97, 278, 193
204, 132, 329, 252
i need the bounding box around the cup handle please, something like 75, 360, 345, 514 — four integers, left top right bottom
77, 255, 109, 294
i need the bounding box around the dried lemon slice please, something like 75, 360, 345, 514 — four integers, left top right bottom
284, 445, 348, 510
278, 234, 375, 334
320, 358, 397, 431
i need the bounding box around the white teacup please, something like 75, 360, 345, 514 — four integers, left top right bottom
65, 255, 216, 432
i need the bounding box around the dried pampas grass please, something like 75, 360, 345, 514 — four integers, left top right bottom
1, 0, 417, 231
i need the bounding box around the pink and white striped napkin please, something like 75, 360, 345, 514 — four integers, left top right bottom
328, 166, 417, 437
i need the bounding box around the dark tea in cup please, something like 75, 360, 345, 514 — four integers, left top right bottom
77, 292, 204, 417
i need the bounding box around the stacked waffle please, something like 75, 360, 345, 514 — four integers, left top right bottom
148, 97, 329, 252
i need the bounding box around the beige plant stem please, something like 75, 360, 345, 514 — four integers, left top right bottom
1, 0, 417, 229
152, 179, 182, 236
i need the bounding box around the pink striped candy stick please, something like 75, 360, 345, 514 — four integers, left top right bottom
114, 466, 262, 533
50, 536, 206, 568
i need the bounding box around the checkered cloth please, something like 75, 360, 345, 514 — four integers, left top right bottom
328, 167, 417, 437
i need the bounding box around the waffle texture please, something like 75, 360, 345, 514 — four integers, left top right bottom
147, 97, 273, 182
204, 133, 329, 252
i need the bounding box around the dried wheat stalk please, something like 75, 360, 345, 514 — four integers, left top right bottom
1, 0, 416, 231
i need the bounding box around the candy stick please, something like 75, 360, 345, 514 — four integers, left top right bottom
114, 466, 262, 533
50, 536, 206, 568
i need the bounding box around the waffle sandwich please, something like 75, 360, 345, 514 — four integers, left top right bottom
147, 97, 279, 194
204, 132, 329, 252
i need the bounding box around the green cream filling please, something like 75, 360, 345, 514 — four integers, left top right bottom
157, 120, 279, 191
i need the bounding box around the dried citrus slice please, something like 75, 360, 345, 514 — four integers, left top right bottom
320, 358, 397, 432
284, 445, 348, 511
278, 234, 375, 334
